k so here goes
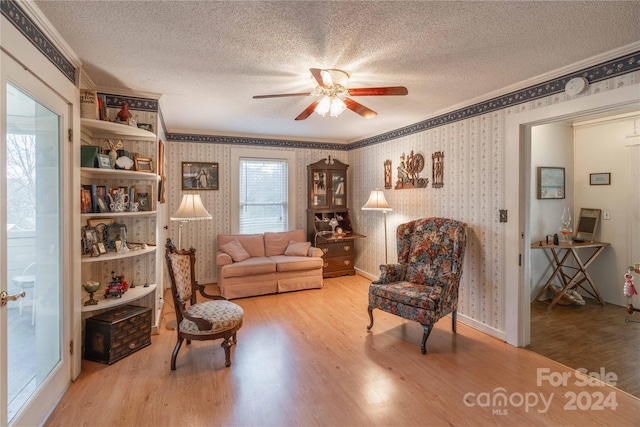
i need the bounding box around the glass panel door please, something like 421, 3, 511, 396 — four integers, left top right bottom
2, 52, 69, 426
332, 172, 345, 206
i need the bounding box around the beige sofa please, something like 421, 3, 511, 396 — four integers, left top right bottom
216, 229, 324, 299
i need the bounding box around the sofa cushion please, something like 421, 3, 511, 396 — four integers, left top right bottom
219, 239, 251, 262
270, 255, 324, 272
284, 240, 311, 256
221, 257, 276, 278
217, 233, 265, 257
264, 229, 306, 256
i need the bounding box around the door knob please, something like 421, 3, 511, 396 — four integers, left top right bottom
1, 290, 26, 307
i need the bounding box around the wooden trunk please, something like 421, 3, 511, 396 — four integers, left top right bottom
84, 304, 151, 364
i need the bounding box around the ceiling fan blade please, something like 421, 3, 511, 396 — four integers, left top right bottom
253, 92, 311, 99
310, 68, 328, 88
347, 86, 408, 96
295, 101, 320, 120
344, 98, 377, 119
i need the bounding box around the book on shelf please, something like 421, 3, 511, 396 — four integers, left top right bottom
80, 89, 99, 120
80, 187, 92, 213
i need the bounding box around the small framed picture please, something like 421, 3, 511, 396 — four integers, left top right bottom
87, 218, 114, 227
590, 173, 611, 185
97, 242, 107, 254
135, 156, 154, 173
91, 244, 101, 257
537, 167, 565, 199
182, 162, 219, 190
97, 153, 112, 169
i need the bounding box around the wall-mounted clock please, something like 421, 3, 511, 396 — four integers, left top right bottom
565, 77, 589, 96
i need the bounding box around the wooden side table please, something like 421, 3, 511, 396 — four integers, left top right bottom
531, 240, 610, 309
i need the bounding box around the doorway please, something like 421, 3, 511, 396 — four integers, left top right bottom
527, 114, 640, 398
1, 53, 71, 426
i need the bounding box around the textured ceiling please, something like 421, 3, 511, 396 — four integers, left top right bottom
34, 1, 640, 143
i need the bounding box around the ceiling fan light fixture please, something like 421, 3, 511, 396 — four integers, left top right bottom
315, 95, 331, 117
329, 97, 346, 118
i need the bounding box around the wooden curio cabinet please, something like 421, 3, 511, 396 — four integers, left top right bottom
307, 157, 364, 278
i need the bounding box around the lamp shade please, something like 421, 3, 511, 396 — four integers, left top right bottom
171, 194, 212, 221
361, 189, 392, 211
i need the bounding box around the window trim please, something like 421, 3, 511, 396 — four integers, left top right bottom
230, 148, 297, 234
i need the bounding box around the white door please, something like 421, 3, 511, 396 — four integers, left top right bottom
1, 53, 71, 426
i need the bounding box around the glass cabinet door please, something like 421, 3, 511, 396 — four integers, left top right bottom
332, 172, 345, 206
312, 171, 327, 206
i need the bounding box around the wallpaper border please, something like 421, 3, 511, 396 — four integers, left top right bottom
1, 0, 76, 83
101, 94, 159, 112
165, 133, 347, 151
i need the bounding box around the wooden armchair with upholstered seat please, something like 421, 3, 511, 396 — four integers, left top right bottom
165, 239, 244, 370
367, 217, 467, 354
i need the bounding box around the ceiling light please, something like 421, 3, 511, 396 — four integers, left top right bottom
315, 95, 331, 117
329, 97, 346, 118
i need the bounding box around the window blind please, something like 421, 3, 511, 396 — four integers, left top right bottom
239, 158, 288, 233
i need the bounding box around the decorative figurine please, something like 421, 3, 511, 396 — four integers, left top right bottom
104, 271, 128, 298
106, 139, 123, 168
623, 266, 639, 321
116, 102, 132, 122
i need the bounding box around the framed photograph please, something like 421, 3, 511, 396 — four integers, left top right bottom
87, 218, 114, 227
97, 153, 112, 169
97, 242, 107, 254
182, 162, 219, 190
590, 172, 611, 185
137, 123, 154, 133
537, 167, 565, 199
81, 226, 98, 255
91, 244, 101, 257
135, 156, 154, 173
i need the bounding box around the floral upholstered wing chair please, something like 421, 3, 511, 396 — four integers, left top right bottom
367, 217, 467, 354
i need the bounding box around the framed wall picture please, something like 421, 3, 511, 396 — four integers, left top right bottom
590, 172, 611, 185
537, 167, 565, 199
182, 162, 219, 190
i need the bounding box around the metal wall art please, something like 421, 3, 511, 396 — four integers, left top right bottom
432, 151, 444, 188
395, 151, 428, 189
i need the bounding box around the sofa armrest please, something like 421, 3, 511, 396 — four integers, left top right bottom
308, 246, 324, 257
216, 251, 233, 266
372, 263, 408, 284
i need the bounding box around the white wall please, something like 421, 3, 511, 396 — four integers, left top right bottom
574, 114, 640, 306
529, 123, 574, 300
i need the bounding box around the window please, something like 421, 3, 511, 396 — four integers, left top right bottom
239, 158, 288, 233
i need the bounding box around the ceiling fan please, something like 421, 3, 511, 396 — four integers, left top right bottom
253, 68, 408, 120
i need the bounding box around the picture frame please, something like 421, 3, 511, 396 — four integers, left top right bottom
87, 218, 113, 227
81, 226, 98, 255
97, 242, 107, 254
182, 162, 219, 190
135, 156, 154, 173
590, 172, 611, 185
97, 153, 112, 169
537, 167, 565, 199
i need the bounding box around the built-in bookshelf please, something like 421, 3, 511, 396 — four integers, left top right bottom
79, 118, 160, 330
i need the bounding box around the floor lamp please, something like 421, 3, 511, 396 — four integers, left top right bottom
168, 194, 212, 330
361, 189, 393, 264
170, 194, 212, 250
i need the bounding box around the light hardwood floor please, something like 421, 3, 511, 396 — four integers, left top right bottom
46, 275, 639, 426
